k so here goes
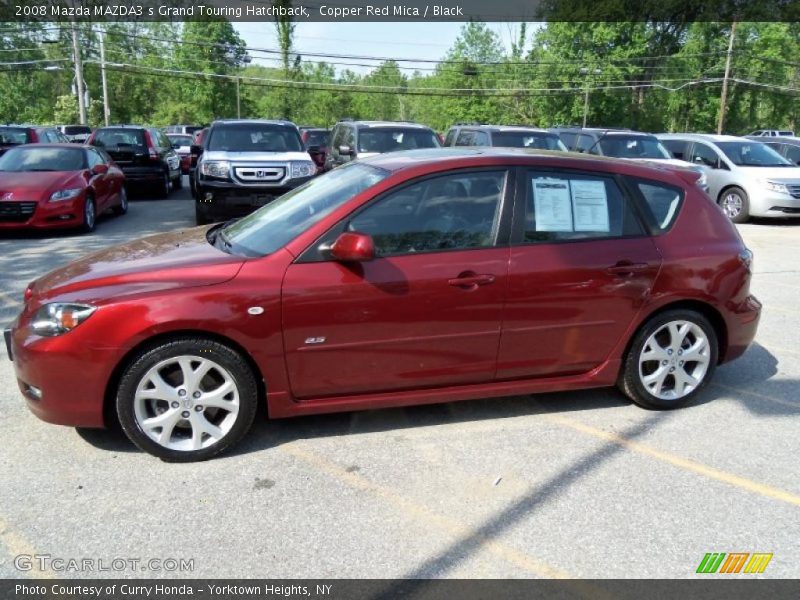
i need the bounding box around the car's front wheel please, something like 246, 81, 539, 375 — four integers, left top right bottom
620, 309, 718, 409
111, 186, 128, 215
80, 195, 96, 233
719, 187, 749, 223
116, 338, 259, 461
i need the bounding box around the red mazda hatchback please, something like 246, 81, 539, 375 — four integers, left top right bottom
5, 149, 761, 461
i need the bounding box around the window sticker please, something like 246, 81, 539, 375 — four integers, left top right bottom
570, 180, 610, 232
533, 178, 573, 231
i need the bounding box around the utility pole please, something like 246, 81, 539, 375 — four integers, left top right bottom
70, 20, 87, 125
99, 32, 110, 126
717, 21, 737, 135
580, 67, 601, 128
236, 77, 241, 118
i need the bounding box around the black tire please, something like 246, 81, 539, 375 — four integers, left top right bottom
111, 186, 128, 216
116, 337, 259, 462
718, 186, 750, 224
619, 309, 718, 410
173, 173, 183, 189
80, 194, 96, 233
154, 171, 170, 199
195, 205, 211, 226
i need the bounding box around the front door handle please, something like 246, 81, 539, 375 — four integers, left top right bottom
607, 261, 650, 275
448, 273, 496, 288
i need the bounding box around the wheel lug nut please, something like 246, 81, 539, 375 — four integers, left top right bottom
178, 389, 187, 397
181, 411, 190, 418
678, 350, 683, 355
661, 360, 668, 366
667, 349, 673, 355
195, 405, 203, 412
669, 367, 675, 372
679, 361, 684, 366
193, 391, 201, 398
171, 401, 179, 409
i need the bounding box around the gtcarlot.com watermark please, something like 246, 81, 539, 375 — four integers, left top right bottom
14, 554, 194, 573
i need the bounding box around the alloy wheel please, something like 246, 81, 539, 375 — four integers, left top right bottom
84, 198, 95, 229
133, 355, 240, 451
638, 320, 711, 401
721, 193, 743, 219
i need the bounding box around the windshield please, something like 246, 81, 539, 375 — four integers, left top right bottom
716, 141, 792, 167
220, 163, 389, 256
597, 136, 670, 159
93, 128, 146, 149
207, 124, 303, 153
357, 128, 440, 153
491, 131, 567, 150
168, 135, 193, 147
0, 146, 86, 172
305, 130, 329, 147
0, 127, 31, 145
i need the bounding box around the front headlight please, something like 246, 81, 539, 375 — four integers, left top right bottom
290, 161, 316, 179
200, 161, 231, 179
761, 179, 789, 194
31, 303, 96, 337
49, 188, 82, 202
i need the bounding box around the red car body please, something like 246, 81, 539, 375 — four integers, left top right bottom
7, 150, 760, 432
0, 144, 126, 230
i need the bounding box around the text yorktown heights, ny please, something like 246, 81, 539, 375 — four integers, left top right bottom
15, 583, 334, 597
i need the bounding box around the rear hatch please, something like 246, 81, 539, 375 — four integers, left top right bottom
91, 128, 152, 167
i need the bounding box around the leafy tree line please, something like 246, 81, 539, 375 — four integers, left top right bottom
0, 20, 797, 134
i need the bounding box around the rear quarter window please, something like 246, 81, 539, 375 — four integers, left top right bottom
634, 179, 684, 233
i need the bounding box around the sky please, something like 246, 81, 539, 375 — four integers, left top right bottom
234, 22, 532, 74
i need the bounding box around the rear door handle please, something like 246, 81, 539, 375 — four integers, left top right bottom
607, 262, 650, 275
448, 273, 496, 288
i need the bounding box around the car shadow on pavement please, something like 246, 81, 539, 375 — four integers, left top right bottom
75, 342, 795, 458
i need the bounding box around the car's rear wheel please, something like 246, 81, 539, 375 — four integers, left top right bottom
116, 338, 258, 462
80, 195, 96, 233
173, 173, 183, 189
620, 309, 718, 409
111, 186, 128, 215
155, 172, 170, 199
719, 187, 749, 223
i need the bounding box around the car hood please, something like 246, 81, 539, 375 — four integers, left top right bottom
31, 227, 246, 304
202, 150, 312, 162
736, 165, 800, 182
0, 171, 82, 201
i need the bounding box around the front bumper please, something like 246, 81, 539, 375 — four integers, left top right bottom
748, 189, 800, 217
0, 198, 85, 230
196, 177, 311, 219
6, 321, 112, 428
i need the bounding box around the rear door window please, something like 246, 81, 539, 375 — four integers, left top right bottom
661, 139, 690, 160
521, 170, 644, 243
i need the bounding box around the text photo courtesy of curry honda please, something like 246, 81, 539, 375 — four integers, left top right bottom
1, 0, 799, 593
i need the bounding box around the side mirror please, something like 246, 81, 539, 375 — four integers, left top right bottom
190, 144, 203, 156
90, 164, 109, 175
338, 144, 353, 156
329, 232, 375, 262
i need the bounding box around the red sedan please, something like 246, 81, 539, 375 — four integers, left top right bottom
5, 149, 761, 461
0, 144, 126, 232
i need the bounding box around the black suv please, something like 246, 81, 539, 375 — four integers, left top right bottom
192, 119, 317, 224
325, 120, 440, 171
88, 126, 181, 197
443, 123, 567, 151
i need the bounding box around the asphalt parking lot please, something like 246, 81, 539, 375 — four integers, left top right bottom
0, 182, 798, 580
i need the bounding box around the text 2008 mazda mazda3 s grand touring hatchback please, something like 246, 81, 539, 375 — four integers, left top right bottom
5, 148, 761, 461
